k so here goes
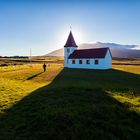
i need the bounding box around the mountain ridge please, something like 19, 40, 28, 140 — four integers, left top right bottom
46, 42, 140, 58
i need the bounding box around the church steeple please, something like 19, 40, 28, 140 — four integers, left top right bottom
64, 31, 78, 48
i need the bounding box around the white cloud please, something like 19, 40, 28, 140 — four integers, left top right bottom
131, 45, 140, 50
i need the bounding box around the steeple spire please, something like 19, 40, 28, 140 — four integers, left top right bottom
64, 30, 78, 48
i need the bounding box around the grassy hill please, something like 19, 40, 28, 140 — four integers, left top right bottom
0, 63, 140, 140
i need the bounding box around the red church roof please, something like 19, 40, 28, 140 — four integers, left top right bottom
64, 31, 78, 48
68, 48, 109, 59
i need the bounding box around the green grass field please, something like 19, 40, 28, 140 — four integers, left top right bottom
0, 63, 140, 140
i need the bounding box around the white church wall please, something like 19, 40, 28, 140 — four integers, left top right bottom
104, 50, 112, 69
64, 47, 76, 67
67, 58, 105, 69
67, 50, 112, 70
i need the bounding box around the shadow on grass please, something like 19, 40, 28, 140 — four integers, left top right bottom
0, 68, 140, 140
26, 72, 44, 80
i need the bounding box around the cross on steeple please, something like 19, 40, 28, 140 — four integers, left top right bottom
70, 26, 72, 31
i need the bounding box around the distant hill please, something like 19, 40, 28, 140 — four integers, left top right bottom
46, 42, 140, 58
46, 48, 63, 57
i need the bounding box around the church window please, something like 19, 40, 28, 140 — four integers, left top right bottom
79, 60, 82, 64
86, 60, 90, 64
67, 49, 70, 53
72, 59, 75, 64
95, 60, 99, 64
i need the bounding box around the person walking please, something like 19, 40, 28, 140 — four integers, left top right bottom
43, 63, 46, 72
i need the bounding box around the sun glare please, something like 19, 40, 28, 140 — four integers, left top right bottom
71, 30, 84, 44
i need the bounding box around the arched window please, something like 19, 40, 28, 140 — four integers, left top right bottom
72, 59, 75, 64
67, 49, 70, 53
86, 60, 90, 64
94, 60, 99, 64
79, 60, 82, 64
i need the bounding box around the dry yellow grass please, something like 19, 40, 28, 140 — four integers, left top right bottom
0, 64, 62, 113
0, 60, 140, 139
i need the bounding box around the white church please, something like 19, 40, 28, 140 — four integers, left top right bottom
64, 31, 112, 70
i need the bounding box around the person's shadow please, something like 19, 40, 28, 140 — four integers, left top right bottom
26, 72, 44, 80
0, 68, 140, 140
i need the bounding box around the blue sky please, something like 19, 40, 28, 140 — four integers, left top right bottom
0, 0, 140, 56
